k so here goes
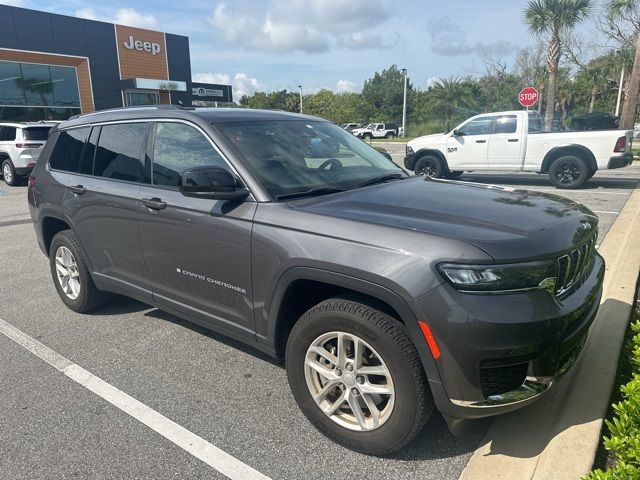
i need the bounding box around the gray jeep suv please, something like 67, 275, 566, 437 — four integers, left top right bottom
28, 106, 604, 455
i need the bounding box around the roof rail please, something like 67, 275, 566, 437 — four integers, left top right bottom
66, 104, 196, 121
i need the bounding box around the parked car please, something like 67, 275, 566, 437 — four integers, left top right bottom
352, 123, 398, 139
0, 121, 56, 186
341, 123, 360, 132
29, 106, 603, 455
405, 111, 632, 189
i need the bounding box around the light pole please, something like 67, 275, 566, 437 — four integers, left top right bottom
401, 68, 407, 138
298, 85, 303, 113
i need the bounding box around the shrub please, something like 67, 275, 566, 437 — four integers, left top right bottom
585, 320, 640, 479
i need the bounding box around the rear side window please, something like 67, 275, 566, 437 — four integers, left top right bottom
0, 126, 16, 141
94, 123, 149, 183
49, 128, 90, 172
494, 116, 517, 134
23, 127, 51, 141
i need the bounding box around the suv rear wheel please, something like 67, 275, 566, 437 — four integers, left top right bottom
49, 230, 109, 312
2, 159, 16, 186
285, 297, 432, 455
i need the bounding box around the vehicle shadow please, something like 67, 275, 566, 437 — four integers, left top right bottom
471, 297, 630, 462
459, 173, 639, 190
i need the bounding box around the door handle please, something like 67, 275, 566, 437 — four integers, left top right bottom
141, 197, 167, 211
69, 185, 86, 195
507, 138, 519, 142
475, 139, 487, 143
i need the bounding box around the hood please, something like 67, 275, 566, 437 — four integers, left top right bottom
409, 133, 447, 145
290, 177, 598, 261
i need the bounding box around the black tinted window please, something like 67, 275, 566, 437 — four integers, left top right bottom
458, 117, 493, 136
94, 123, 148, 183
49, 128, 90, 172
494, 116, 517, 134
152, 122, 227, 187
0, 126, 16, 141
23, 127, 51, 141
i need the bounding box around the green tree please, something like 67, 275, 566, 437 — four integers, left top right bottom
426, 77, 477, 131
524, 0, 593, 131
362, 65, 412, 123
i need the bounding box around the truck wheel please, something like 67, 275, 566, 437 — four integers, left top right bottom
415, 155, 444, 178
2, 159, 17, 186
549, 156, 588, 189
49, 230, 109, 313
586, 169, 596, 180
285, 297, 432, 455
385, 132, 395, 139
447, 171, 464, 179
363, 133, 372, 140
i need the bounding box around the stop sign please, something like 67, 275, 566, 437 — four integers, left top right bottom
519, 87, 539, 108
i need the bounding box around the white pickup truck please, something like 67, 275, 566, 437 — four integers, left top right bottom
404, 110, 633, 188
352, 122, 398, 139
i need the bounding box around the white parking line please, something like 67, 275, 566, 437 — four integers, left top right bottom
515, 189, 633, 196
592, 210, 620, 215
0, 317, 271, 480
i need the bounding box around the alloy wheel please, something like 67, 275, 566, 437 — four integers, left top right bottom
554, 160, 580, 185
54, 246, 81, 300
417, 160, 438, 177
304, 331, 395, 431
3, 163, 13, 184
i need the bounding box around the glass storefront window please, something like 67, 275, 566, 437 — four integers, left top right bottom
0, 61, 81, 121
21, 63, 55, 106
50, 66, 81, 108
0, 61, 26, 106
127, 91, 159, 106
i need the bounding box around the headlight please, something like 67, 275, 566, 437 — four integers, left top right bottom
438, 261, 557, 294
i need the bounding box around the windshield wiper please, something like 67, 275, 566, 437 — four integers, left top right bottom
353, 173, 406, 189
275, 187, 347, 200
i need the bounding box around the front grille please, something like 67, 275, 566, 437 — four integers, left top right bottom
555, 234, 597, 296
480, 362, 528, 397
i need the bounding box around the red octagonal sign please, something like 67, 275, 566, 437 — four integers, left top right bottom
519, 87, 539, 108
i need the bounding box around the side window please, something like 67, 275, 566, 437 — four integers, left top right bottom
49, 127, 90, 172
1, 127, 17, 141
152, 122, 228, 188
79, 127, 99, 175
494, 116, 517, 134
94, 123, 149, 183
458, 117, 493, 136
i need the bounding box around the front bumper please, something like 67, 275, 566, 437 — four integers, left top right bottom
414, 252, 604, 420
404, 153, 416, 170
607, 152, 633, 169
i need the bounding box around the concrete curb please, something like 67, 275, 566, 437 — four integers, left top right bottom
459, 186, 640, 480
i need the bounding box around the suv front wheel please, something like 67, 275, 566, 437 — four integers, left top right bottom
285, 297, 432, 455
49, 230, 109, 312
2, 159, 17, 186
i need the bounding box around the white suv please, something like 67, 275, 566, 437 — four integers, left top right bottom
0, 122, 56, 186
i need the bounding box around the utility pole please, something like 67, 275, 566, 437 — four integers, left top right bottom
401, 68, 407, 137
298, 85, 303, 113
615, 67, 625, 117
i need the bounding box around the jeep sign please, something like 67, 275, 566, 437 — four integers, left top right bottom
123, 35, 161, 56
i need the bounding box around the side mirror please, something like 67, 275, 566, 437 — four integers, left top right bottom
179, 166, 250, 201
452, 129, 460, 136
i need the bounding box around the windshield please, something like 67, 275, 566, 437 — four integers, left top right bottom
23, 127, 51, 141
215, 120, 404, 199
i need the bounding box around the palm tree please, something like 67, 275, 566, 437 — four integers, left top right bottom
427, 77, 476, 131
524, 0, 593, 131
607, 0, 640, 128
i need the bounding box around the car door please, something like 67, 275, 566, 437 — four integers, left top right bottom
487, 114, 523, 169
60, 122, 153, 301
446, 115, 493, 168
138, 120, 256, 336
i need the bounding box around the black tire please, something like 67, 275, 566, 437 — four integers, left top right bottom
363, 133, 372, 140
548, 155, 588, 189
2, 159, 17, 186
586, 169, 596, 180
414, 155, 445, 178
385, 132, 395, 139
286, 297, 432, 455
49, 230, 109, 313
447, 170, 464, 179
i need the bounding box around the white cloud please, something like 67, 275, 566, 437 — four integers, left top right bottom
0, 0, 27, 6
193, 72, 265, 98
74, 8, 98, 21
208, 0, 391, 53
114, 8, 158, 29
425, 77, 439, 89
73, 7, 157, 29
335, 80, 357, 93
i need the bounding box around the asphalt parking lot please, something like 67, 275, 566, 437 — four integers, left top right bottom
2, 157, 639, 479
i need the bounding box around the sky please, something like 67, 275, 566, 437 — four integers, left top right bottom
0, 0, 605, 98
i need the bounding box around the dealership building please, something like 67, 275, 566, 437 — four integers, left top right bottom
0, 5, 231, 122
